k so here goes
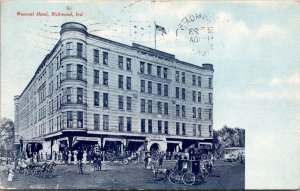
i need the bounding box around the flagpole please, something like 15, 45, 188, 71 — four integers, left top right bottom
154, 21, 156, 49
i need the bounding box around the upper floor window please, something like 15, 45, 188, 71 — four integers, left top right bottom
176, 122, 180, 135
157, 83, 162, 96
198, 92, 201, 102
182, 123, 186, 135
66, 42, 72, 56
103, 52, 108, 65
198, 125, 201, 137
66, 64, 72, 79
164, 85, 168, 96
209, 125, 213, 137
126, 97, 132, 111
209, 93, 213, 103
94, 49, 99, 63
157, 66, 161, 77
118, 116, 124, 131
193, 124, 196, 136
158, 121, 162, 134
209, 78, 212, 88
103, 72, 108, 86
164, 103, 168, 115
209, 109, 213, 120
67, 111, 73, 128
140, 61, 145, 73
176, 104, 180, 116
198, 108, 201, 119
66, 87, 72, 103
126, 77, 131, 90
198, 76, 201, 87
94, 70, 99, 84
77, 112, 83, 128
77, 43, 83, 57
103, 115, 109, 130
141, 99, 145, 112
94, 91, 99, 106
182, 105, 186, 117
77, 65, 83, 80
141, 119, 145, 133
127, 117, 132, 132
192, 107, 196, 118
182, 88, 186, 100
126, 58, 131, 71
163, 68, 168, 79
77, 88, 83, 103
148, 100, 152, 113
157, 102, 162, 114
94, 114, 100, 130
175, 71, 179, 82
118, 56, 123, 69
148, 81, 152, 94
141, 80, 145, 92
176, 87, 180, 98
192, 91, 196, 102
148, 119, 152, 133
164, 121, 169, 134
118, 75, 123, 89
182, 72, 185, 83
192, 75, 196, 85
147, 63, 152, 75
103, 93, 109, 108
118, 95, 124, 109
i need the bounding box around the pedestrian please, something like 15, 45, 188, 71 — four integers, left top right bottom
97, 153, 102, 171
144, 153, 149, 169
82, 151, 87, 164
77, 150, 84, 174
73, 150, 78, 165
7, 167, 14, 182
93, 156, 98, 171
68, 151, 72, 165
158, 152, 164, 168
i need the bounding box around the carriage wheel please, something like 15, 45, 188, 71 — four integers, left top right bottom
182, 172, 196, 185
201, 154, 208, 160
168, 172, 181, 184
123, 158, 129, 165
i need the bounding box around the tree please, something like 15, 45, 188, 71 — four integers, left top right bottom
0, 118, 14, 156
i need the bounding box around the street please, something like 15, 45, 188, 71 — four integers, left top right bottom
0, 160, 244, 189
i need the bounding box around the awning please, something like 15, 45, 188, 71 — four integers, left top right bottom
167, 140, 181, 144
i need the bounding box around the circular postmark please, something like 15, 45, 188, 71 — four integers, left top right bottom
176, 12, 218, 57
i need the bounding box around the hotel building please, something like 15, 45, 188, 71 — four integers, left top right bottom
14, 22, 214, 156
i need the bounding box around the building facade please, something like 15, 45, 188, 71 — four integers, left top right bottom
14, 22, 214, 157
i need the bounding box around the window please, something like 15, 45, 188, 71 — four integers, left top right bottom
209, 109, 212, 120
94, 70, 99, 84
56, 75, 59, 89
66, 64, 72, 79
182, 105, 186, 117
103, 115, 109, 130
66, 87, 72, 103
176, 122, 180, 135
118, 56, 123, 69
182, 72, 185, 83
103, 93, 109, 108
148, 81, 152, 94
67, 111, 72, 128
163, 68, 168, 79
103, 52, 108, 65
198, 76, 201, 87
147, 63, 152, 75
127, 117, 132, 132
157, 83, 162, 96
94, 49, 99, 63
193, 107, 196, 118
126, 58, 131, 71
209, 78, 212, 88
66, 42, 72, 56
176, 87, 180, 98
77, 88, 83, 103
148, 119, 152, 133
176, 105, 180, 116
126, 77, 131, 90
126, 97, 132, 111
94, 114, 100, 130
77, 43, 83, 57
118, 75, 123, 89
192, 75, 196, 85
103, 72, 108, 86
164, 85, 168, 96
94, 91, 99, 106
198, 92, 201, 102
148, 100, 152, 113
118, 95, 124, 109
157, 66, 161, 77
209, 125, 213, 137
164, 121, 168, 134
209, 93, 213, 104
182, 88, 186, 100
77, 112, 83, 128
140, 61, 145, 73
164, 103, 168, 115
118, 116, 124, 131
192, 91, 196, 101
198, 108, 201, 119
174, 71, 180, 82
158, 121, 162, 134
198, 125, 201, 136
157, 102, 162, 114
141, 119, 145, 133
182, 123, 186, 135
141, 99, 145, 112
77, 65, 83, 80
193, 124, 196, 136
141, 80, 145, 92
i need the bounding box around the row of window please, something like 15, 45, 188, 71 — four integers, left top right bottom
141, 80, 169, 96
66, 111, 84, 128
140, 119, 169, 134
66, 42, 83, 58
140, 62, 169, 79
175, 71, 213, 88
93, 49, 108, 65
140, 99, 169, 115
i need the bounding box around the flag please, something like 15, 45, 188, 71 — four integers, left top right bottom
155, 24, 167, 35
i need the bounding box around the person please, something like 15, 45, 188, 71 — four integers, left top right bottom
158, 152, 164, 168
82, 151, 87, 164
68, 151, 72, 165
184, 149, 189, 160
77, 150, 83, 174
33, 153, 37, 163
73, 150, 78, 165
93, 156, 98, 171
144, 153, 149, 169
97, 152, 102, 171
7, 167, 14, 182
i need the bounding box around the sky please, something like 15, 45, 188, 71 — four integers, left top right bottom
1, 0, 300, 189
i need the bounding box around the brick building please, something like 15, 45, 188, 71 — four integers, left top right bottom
14, 22, 214, 157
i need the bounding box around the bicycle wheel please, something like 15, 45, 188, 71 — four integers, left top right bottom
168, 172, 181, 184
182, 172, 196, 185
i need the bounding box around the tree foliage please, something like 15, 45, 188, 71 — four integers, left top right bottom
212, 125, 245, 157
0, 118, 14, 154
